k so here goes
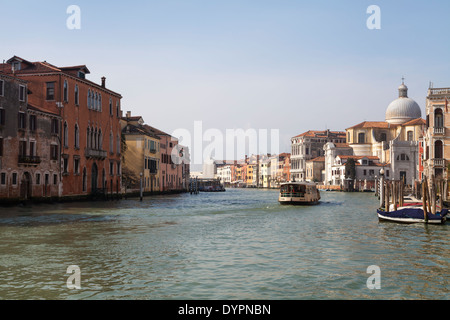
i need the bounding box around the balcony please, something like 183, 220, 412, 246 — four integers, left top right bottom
433, 127, 445, 135
18, 155, 41, 165
85, 148, 107, 159
432, 158, 446, 167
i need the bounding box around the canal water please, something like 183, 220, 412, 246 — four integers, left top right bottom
0, 189, 448, 300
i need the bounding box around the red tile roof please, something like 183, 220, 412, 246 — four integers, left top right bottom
401, 118, 426, 126
346, 121, 394, 130
293, 130, 346, 138
0, 56, 120, 97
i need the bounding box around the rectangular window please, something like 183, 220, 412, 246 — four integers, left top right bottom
50, 145, 58, 160
29, 141, 36, 156
19, 140, 26, 157
0, 80, 4, 96
0, 137, 3, 156
51, 119, 59, 134
150, 160, 157, 174
1, 172, 6, 185
36, 173, 41, 185
19, 85, 26, 102
63, 157, 69, 174
18, 112, 26, 129
53, 174, 58, 185
12, 173, 17, 185
46, 82, 55, 100
109, 161, 114, 175
74, 158, 80, 174
0, 109, 5, 125
29, 115, 37, 131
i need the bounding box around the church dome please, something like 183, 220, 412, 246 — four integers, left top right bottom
385, 82, 422, 125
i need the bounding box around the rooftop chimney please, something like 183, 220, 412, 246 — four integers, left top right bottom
101, 77, 106, 88
126, 111, 131, 118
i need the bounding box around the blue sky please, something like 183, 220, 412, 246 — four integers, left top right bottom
2, 0, 450, 157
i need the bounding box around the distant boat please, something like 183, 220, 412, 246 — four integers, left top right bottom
278, 182, 320, 205
377, 206, 448, 224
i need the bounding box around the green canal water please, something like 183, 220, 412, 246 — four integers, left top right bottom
0, 189, 448, 300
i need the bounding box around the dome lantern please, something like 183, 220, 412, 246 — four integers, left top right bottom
385, 79, 421, 125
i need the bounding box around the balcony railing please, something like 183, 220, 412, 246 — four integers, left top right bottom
18, 155, 41, 165
432, 158, 446, 167
434, 127, 445, 135
85, 148, 107, 159
429, 88, 450, 95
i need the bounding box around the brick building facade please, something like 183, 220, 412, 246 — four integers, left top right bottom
1, 56, 123, 199
0, 72, 61, 201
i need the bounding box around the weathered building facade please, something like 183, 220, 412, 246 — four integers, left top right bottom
121, 114, 161, 193
0, 72, 61, 201
1, 56, 123, 199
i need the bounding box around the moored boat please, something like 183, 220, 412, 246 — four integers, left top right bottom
377, 206, 448, 224
278, 182, 320, 205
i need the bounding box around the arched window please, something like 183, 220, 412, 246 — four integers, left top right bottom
86, 127, 91, 149
87, 89, 91, 108
117, 134, 121, 154
95, 92, 98, 110
74, 124, 79, 148
94, 129, 98, 150
109, 98, 113, 115
380, 133, 387, 142
110, 131, 114, 153
99, 94, 102, 111
63, 122, 68, 148
91, 129, 95, 150
98, 129, 103, 150
63, 80, 68, 102
435, 108, 443, 128
74, 85, 79, 105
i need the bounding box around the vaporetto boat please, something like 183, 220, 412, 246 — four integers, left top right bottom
278, 182, 321, 205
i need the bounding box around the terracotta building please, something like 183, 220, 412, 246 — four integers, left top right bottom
1, 56, 123, 198
0, 71, 61, 201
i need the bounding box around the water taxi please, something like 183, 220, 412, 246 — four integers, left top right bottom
279, 182, 321, 205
